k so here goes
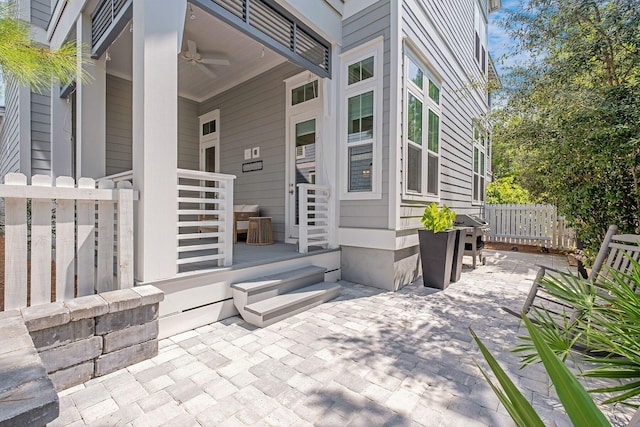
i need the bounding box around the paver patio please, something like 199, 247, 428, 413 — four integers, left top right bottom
50, 250, 634, 426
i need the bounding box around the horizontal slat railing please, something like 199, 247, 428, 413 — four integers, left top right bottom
485, 204, 577, 249
177, 169, 236, 270
1, 173, 138, 311
298, 184, 331, 254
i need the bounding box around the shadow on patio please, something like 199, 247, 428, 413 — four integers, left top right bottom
50, 250, 633, 426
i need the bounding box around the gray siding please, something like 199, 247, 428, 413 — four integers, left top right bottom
105, 75, 199, 175
399, 1, 486, 227
31, 0, 51, 29
0, 79, 21, 178
199, 62, 303, 242
341, 0, 392, 229
178, 97, 199, 170
106, 75, 132, 175
30, 91, 51, 176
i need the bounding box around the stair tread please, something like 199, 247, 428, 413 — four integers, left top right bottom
231, 265, 326, 293
245, 282, 340, 316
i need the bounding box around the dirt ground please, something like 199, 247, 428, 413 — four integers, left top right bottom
484, 241, 566, 255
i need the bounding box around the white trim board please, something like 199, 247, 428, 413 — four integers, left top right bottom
339, 227, 420, 251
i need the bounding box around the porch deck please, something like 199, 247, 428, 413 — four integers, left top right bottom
52, 250, 635, 426
178, 242, 337, 275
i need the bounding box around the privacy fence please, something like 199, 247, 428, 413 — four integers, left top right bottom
0, 173, 137, 311
485, 204, 576, 250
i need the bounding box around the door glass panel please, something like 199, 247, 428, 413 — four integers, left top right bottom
204, 146, 216, 173
295, 119, 316, 225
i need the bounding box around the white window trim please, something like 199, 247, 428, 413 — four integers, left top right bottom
402, 47, 441, 202
340, 36, 384, 200
198, 109, 220, 173
472, 123, 487, 205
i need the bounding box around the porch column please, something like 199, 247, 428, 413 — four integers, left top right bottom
76, 12, 106, 179
50, 88, 73, 179
132, 0, 186, 283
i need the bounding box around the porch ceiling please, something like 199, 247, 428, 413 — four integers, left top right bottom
106, 4, 287, 102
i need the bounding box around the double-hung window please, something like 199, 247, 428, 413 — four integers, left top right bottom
474, 3, 488, 74
472, 125, 487, 203
341, 38, 383, 199
403, 50, 441, 198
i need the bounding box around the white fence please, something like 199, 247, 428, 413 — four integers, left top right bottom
1, 173, 137, 311
298, 184, 330, 254
485, 204, 576, 249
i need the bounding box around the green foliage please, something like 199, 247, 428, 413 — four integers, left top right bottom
492, 0, 640, 258
421, 202, 455, 233
517, 258, 640, 406
486, 176, 533, 204
472, 315, 610, 427
0, 4, 81, 90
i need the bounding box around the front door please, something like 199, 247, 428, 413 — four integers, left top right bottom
285, 74, 323, 240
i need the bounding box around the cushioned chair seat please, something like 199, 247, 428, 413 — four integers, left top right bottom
234, 204, 259, 243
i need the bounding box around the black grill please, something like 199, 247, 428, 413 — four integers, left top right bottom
454, 214, 489, 268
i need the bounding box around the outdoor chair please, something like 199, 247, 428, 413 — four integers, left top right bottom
233, 204, 260, 243
504, 225, 640, 323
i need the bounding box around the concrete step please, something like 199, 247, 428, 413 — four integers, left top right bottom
243, 282, 341, 327
231, 266, 327, 319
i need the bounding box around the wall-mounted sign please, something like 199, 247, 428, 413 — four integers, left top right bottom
242, 161, 263, 173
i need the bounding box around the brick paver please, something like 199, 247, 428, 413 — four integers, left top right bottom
51, 251, 634, 426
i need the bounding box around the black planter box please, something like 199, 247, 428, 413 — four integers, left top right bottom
418, 229, 457, 289
450, 227, 469, 283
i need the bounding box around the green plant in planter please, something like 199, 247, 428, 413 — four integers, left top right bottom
421, 202, 456, 232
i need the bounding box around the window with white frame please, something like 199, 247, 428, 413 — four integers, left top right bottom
403, 51, 441, 198
341, 39, 383, 198
474, 3, 488, 74
472, 125, 487, 203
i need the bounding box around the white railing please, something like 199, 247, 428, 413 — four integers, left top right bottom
298, 184, 330, 253
177, 169, 235, 269
0, 173, 137, 311
96, 170, 133, 184
485, 204, 577, 249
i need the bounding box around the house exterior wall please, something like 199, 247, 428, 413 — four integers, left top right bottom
340, 0, 492, 291
199, 62, 303, 243
30, 91, 51, 176
106, 75, 133, 175
30, 0, 51, 29
399, 0, 487, 229
340, 0, 391, 229
0, 80, 21, 178
104, 75, 201, 175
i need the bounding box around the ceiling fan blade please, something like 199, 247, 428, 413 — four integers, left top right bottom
200, 58, 231, 66
187, 40, 198, 57
196, 63, 217, 78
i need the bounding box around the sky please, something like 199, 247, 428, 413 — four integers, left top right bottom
488, 0, 522, 77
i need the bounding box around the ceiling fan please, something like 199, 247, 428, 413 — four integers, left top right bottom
181, 40, 230, 79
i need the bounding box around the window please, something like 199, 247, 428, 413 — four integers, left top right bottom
202, 119, 216, 136
472, 125, 487, 203
341, 38, 383, 198
296, 145, 306, 159
474, 3, 488, 74
403, 52, 441, 198
291, 81, 318, 105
